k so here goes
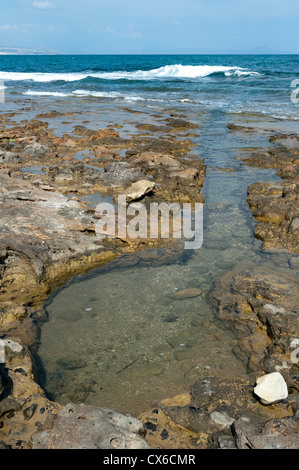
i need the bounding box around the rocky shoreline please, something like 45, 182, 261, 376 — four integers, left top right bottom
0, 111, 298, 449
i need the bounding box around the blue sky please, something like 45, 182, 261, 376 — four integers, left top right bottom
0, 0, 299, 54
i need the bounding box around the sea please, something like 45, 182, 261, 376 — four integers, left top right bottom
0, 54, 298, 120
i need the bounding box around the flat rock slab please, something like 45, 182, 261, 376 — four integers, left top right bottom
31, 403, 151, 449
0, 170, 116, 312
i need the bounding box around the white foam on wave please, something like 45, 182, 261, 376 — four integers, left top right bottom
0, 71, 87, 82
24, 90, 69, 97
72, 89, 122, 98
23, 89, 146, 101
1, 64, 260, 83
86, 64, 260, 80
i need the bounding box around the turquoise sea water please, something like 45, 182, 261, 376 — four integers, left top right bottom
0, 54, 298, 120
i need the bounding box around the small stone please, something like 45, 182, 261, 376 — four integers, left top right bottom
214, 333, 223, 342
254, 372, 288, 405
169, 288, 203, 301
56, 358, 88, 370
210, 411, 235, 429
163, 314, 178, 323
56, 309, 82, 323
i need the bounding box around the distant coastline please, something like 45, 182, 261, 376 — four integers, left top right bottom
0, 47, 57, 55
0, 47, 298, 55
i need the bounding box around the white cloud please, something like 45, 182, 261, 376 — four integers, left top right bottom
106, 25, 142, 39
33, 1, 54, 9
0, 25, 17, 30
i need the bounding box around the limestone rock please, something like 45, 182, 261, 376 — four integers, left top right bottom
124, 180, 155, 202
232, 416, 299, 449
31, 403, 151, 449
254, 372, 288, 405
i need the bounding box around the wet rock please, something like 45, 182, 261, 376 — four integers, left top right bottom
245, 144, 299, 253
35, 111, 65, 119
227, 123, 255, 133
243, 147, 296, 169
0, 170, 117, 314
253, 372, 288, 405
163, 118, 199, 131
31, 403, 151, 449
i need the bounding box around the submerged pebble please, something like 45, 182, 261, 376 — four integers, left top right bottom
169, 288, 203, 301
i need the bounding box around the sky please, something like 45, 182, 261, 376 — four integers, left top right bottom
0, 0, 299, 54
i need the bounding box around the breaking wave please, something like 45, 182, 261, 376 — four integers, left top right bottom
1, 64, 260, 83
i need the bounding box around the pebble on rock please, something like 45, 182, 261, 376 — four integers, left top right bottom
253, 372, 288, 405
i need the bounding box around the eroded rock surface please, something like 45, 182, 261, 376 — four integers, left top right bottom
31, 403, 151, 449
210, 261, 299, 379
0, 170, 117, 320
244, 145, 299, 253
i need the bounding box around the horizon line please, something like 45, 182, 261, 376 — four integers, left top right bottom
0, 52, 299, 56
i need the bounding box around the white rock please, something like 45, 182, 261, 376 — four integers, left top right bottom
262, 303, 287, 315
124, 180, 155, 202
4, 339, 24, 355
254, 372, 288, 405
